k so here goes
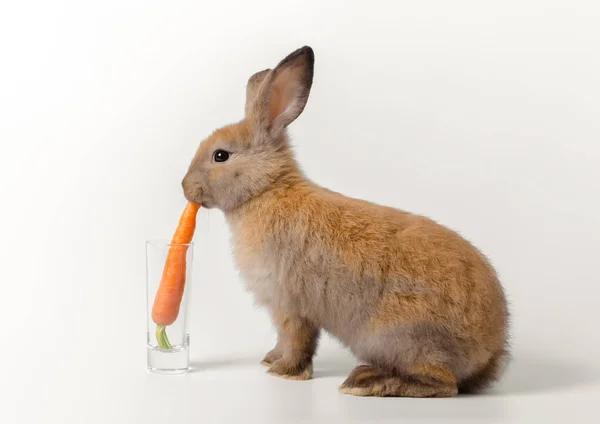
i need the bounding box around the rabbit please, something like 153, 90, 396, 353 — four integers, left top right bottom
182, 46, 509, 397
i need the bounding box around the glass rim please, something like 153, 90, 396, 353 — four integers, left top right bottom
146, 238, 194, 248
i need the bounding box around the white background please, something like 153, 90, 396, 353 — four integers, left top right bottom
2, 1, 599, 423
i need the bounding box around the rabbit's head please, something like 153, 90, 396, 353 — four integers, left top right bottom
182, 46, 314, 210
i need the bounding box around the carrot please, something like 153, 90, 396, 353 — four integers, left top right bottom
152, 202, 200, 348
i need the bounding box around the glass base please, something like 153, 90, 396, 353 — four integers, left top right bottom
147, 341, 189, 374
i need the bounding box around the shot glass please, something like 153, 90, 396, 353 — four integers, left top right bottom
146, 239, 193, 374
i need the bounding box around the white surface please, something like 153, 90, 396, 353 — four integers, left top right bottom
2, 1, 600, 423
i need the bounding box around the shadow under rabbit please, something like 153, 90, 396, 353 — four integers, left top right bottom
192, 351, 600, 397
490, 354, 600, 395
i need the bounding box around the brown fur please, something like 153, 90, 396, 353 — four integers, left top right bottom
182, 46, 509, 397
262, 312, 319, 380
339, 364, 459, 397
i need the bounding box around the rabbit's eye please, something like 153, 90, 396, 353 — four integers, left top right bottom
214, 150, 230, 163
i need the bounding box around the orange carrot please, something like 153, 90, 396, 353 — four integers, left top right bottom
152, 202, 200, 347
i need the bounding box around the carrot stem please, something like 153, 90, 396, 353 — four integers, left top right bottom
156, 325, 173, 349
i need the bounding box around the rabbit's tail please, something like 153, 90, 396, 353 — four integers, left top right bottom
458, 349, 510, 394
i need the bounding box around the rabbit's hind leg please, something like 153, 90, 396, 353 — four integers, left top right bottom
342, 322, 467, 397
339, 363, 458, 398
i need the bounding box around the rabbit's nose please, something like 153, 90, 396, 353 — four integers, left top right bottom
182, 170, 201, 187
182, 171, 203, 198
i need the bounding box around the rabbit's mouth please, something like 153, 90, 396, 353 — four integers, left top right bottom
183, 185, 214, 209
199, 199, 214, 209
182, 190, 202, 206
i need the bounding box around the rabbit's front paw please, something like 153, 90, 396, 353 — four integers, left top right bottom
267, 359, 313, 381
260, 348, 283, 367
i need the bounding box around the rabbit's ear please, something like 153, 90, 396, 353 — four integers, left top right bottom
245, 69, 270, 116
251, 46, 314, 137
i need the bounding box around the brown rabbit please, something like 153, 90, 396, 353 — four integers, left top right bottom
182, 46, 509, 397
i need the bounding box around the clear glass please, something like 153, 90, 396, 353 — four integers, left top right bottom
146, 239, 193, 374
